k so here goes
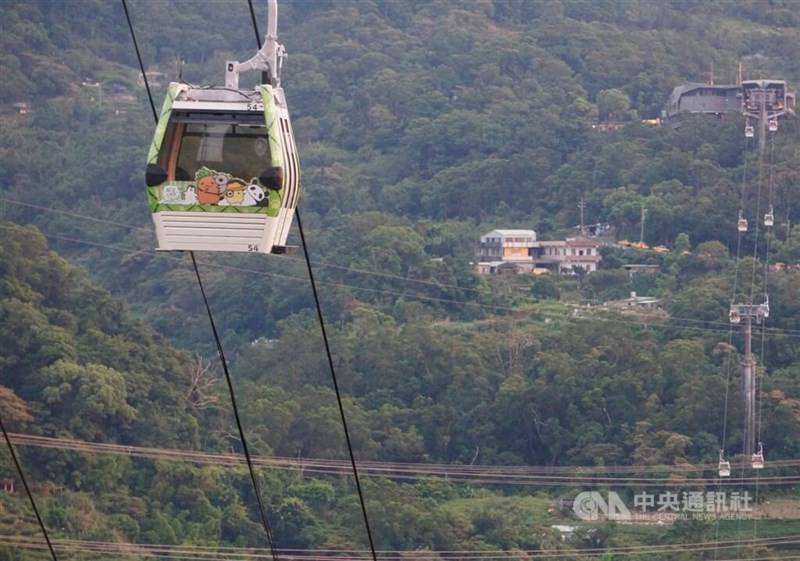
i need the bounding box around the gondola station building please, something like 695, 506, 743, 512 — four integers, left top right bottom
476, 229, 602, 275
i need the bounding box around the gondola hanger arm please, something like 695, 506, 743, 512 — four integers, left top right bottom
226, 0, 283, 89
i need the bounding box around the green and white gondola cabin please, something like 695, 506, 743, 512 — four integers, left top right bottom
145, 83, 299, 254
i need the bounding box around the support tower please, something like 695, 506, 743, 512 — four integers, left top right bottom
729, 302, 769, 456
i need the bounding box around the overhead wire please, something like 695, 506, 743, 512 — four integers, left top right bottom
0, 417, 58, 561
9, 432, 800, 487
734, 121, 769, 561
245, 1, 378, 558
120, 1, 279, 557
2, 534, 800, 561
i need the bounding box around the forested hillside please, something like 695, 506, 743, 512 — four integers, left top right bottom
2, 0, 800, 558
3, 0, 800, 343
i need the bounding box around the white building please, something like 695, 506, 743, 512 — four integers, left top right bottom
476, 229, 602, 275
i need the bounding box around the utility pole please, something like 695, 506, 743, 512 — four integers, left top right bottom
729, 303, 769, 457
743, 314, 756, 456
758, 91, 767, 155
639, 206, 647, 245
578, 198, 587, 237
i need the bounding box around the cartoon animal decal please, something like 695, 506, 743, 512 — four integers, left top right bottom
214, 173, 230, 193
244, 182, 269, 207
185, 168, 269, 208
159, 184, 182, 203
195, 167, 227, 205
182, 185, 198, 204
218, 179, 248, 206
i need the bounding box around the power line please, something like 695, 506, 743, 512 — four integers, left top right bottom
2, 534, 800, 561
0, 416, 58, 561
9, 432, 800, 487
245, 3, 379, 560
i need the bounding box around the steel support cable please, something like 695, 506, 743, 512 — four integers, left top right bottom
8, 224, 800, 345
299, 211, 386, 557
190, 253, 279, 561
0, 543, 762, 561
716, 130, 753, 561
121, 1, 279, 557
732, 134, 751, 304
244, 1, 378, 557
758, 135, 778, 454
738, 128, 770, 561
121, 0, 157, 123
0, 417, 58, 561
751, 133, 777, 561
0, 195, 492, 299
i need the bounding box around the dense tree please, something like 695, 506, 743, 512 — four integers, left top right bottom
2, 0, 800, 557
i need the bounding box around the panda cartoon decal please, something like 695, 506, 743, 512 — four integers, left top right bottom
244, 182, 269, 207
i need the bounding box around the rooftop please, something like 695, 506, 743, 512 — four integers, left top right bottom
485, 229, 537, 237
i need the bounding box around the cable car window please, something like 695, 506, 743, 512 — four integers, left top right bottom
158, 122, 269, 181
157, 108, 269, 175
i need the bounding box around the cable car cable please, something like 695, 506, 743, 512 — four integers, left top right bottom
0, 416, 58, 561
295, 212, 380, 560
750, 132, 777, 561
748, 137, 767, 305
120, 2, 279, 557
245, 2, 378, 558
715, 130, 754, 561
738, 127, 771, 561
190, 252, 279, 561
120, 0, 157, 123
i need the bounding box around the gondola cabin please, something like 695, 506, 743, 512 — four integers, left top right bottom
145, 83, 299, 253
